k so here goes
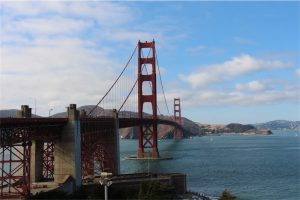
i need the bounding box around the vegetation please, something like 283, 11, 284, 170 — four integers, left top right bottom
138, 181, 175, 200
226, 123, 256, 132
218, 190, 237, 200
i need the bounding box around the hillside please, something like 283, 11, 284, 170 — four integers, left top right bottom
0, 109, 41, 118
199, 123, 272, 135
51, 105, 202, 139
254, 120, 300, 131
226, 123, 256, 132
0, 109, 18, 117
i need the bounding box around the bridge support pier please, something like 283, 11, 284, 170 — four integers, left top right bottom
113, 110, 120, 174
54, 104, 81, 188
30, 141, 43, 182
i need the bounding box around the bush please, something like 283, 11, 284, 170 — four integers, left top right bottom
138, 181, 175, 200
218, 190, 237, 200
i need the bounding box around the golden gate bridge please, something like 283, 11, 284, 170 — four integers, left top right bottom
0, 40, 184, 198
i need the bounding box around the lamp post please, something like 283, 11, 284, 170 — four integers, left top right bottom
49, 108, 53, 117
99, 172, 113, 200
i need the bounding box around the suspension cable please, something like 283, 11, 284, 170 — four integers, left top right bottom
118, 79, 138, 112
118, 42, 162, 115
155, 50, 171, 116
88, 45, 138, 116
117, 43, 151, 113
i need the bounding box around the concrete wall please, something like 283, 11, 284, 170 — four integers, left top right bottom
54, 104, 81, 187
30, 141, 43, 182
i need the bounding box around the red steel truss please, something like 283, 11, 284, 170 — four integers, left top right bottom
81, 119, 117, 179
81, 132, 116, 178
0, 141, 31, 198
0, 119, 66, 198
137, 40, 159, 158
42, 142, 54, 180
174, 98, 183, 139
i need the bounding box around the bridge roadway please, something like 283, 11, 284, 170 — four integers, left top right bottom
0, 117, 182, 146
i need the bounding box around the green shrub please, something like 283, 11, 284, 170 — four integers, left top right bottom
218, 190, 237, 200
138, 181, 175, 200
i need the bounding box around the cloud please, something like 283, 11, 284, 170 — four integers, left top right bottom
0, 1, 187, 116
296, 68, 300, 77
235, 80, 267, 92
3, 17, 93, 36
186, 45, 225, 56
180, 54, 293, 88
1, 1, 133, 26
0, 37, 123, 113
186, 45, 206, 54
166, 80, 299, 108
233, 37, 257, 45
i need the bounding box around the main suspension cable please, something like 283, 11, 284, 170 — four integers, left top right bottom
155, 50, 171, 116
88, 45, 138, 116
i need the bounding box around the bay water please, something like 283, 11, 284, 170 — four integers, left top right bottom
120, 131, 300, 200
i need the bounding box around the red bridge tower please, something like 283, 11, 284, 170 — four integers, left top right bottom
174, 98, 183, 139
137, 40, 159, 158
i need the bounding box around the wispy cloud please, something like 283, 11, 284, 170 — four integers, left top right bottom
0, 1, 187, 116
166, 80, 299, 108
296, 68, 300, 77
236, 80, 267, 92
186, 45, 225, 56
233, 37, 257, 45
180, 54, 293, 88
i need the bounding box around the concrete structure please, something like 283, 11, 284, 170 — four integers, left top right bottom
54, 104, 81, 187
109, 173, 186, 194
16, 105, 32, 118
83, 173, 186, 197
113, 110, 120, 175
30, 141, 43, 182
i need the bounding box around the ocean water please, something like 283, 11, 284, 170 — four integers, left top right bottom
120, 131, 300, 200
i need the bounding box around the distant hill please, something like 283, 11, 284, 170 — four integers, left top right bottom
51, 105, 202, 139
0, 109, 40, 118
254, 120, 300, 131
226, 123, 256, 132
0, 109, 18, 117
198, 123, 272, 135
4, 107, 292, 137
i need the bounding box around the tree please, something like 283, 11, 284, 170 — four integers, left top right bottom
138, 181, 175, 200
218, 190, 237, 200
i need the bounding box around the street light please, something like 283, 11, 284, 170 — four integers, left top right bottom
99, 172, 113, 200
49, 108, 53, 117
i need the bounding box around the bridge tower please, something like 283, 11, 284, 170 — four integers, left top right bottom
174, 98, 183, 139
137, 40, 159, 158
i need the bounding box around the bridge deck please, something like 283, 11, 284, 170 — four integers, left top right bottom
0, 117, 182, 146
